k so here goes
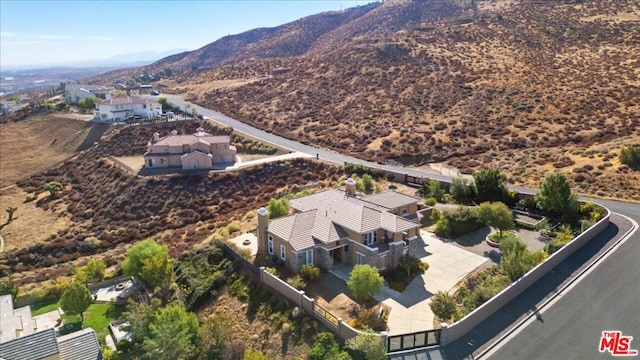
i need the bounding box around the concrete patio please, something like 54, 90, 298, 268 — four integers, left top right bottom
376, 230, 489, 335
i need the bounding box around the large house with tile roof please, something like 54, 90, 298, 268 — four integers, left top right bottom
143, 127, 237, 170
257, 179, 422, 273
0, 295, 101, 360
93, 96, 162, 123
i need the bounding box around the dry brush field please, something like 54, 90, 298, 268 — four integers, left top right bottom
0, 116, 342, 285
187, 0, 639, 200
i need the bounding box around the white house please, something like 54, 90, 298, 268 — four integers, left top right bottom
64, 84, 110, 104
94, 96, 162, 123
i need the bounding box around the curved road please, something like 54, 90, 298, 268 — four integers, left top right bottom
164, 95, 640, 359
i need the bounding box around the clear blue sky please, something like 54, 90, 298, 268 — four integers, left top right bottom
0, 1, 372, 67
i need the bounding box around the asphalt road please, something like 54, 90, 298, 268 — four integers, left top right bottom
484, 214, 640, 360
163, 95, 640, 359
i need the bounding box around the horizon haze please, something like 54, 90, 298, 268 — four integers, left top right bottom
0, 0, 373, 68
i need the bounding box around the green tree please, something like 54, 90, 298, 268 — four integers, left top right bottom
537, 173, 579, 225
308, 332, 352, 360
43, 181, 63, 198
345, 330, 387, 360
75, 258, 107, 283
123, 239, 173, 301
500, 236, 536, 281
267, 198, 289, 219
199, 314, 233, 359
449, 178, 473, 205
619, 145, 640, 169
77, 97, 100, 112
418, 179, 445, 201
346, 264, 383, 301
142, 303, 200, 360
475, 202, 514, 238
60, 280, 92, 322
429, 291, 457, 321
5, 206, 17, 223
0, 279, 19, 301
362, 173, 374, 193
123, 298, 162, 342
141, 253, 173, 302
473, 168, 509, 204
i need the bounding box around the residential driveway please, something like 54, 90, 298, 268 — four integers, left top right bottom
448, 226, 546, 265
376, 231, 489, 335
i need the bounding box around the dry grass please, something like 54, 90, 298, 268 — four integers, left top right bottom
0, 114, 111, 187
0, 186, 70, 253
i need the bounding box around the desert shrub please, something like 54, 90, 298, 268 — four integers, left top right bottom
619, 145, 640, 169
226, 221, 241, 234
430, 291, 457, 321
354, 305, 388, 332
344, 163, 383, 178
286, 275, 306, 290
424, 197, 437, 206
227, 275, 251, 301
83, 236, 102, 249
299, 265, 320, 281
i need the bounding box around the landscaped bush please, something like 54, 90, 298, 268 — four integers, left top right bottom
352, 304, 388, 332
435, 207, 484, 237
299, 265, 320, 281
175, 245, 232, 310
286, 275, 306, 290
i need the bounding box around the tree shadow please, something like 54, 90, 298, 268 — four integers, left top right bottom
483, 249, 502, 264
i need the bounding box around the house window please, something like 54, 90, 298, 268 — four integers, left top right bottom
160, 158, 164, 164
364, 231, 377, 246
402, 205, 409, 216
280, 245, 286, 260
268, 235, 274, 255
356, 252, 365, 265
303, 249, 313, 265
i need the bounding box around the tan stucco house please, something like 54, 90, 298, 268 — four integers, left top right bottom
143, 127, 237, 170
257, 179, 422, 273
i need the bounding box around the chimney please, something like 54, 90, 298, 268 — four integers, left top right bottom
345, 178, 356, 196
153, 132, 160, 143
257, 207, 269, 257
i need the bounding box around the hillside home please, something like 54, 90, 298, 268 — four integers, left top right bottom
64, 84, 110, 104
257, 179, 421, 273
144, 127, 237, 170
0, 295, 101, 360
93, 96, 162, 123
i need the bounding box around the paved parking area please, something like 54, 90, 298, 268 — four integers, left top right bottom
377, 231, 489, 335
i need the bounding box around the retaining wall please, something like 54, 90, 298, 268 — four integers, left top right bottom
441, 207, 611, 345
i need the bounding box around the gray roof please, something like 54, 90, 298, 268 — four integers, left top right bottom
270, 190, 419, 250
364, 191, 421, 209
57, 328, 102, 360
151, 130, 230, 147
0, 328, 58, 360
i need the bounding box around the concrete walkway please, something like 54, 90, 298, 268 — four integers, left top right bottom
228, 151, 314, 170
376, 231, 489, 335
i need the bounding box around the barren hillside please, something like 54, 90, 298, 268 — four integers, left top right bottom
93, 0, 640, 200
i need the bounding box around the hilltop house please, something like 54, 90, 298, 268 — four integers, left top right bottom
257, 179, 422, 273
64, 84, 110, 104
143, 127, 237, 170
93, 96, 162, 123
